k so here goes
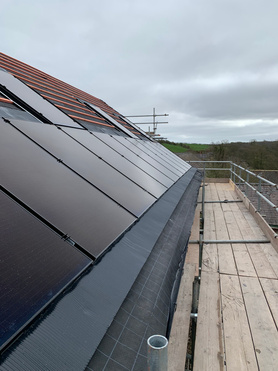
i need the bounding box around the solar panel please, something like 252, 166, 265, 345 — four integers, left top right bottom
0, 53, 146, 137
84, 102, 138, 138
113, 136, 182, 179
0, 69, 81, 127
0, 189, 91, 350
61, 127, 168, 198
120, 137, 186, 176
93, 132, 175, 187
136, 140, 191, 172
0, 118, 136, 257
9, 119, 156, 217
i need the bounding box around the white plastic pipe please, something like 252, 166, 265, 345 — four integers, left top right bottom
147, 335, 168, 371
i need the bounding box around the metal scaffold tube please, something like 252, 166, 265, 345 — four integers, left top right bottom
147, 335, 168, 371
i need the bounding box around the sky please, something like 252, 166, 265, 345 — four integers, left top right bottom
1, 0, 278, 143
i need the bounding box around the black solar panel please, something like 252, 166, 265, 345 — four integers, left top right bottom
0, 190, 91, 350
61, 127, 168, 198
0, 53, 199, 370
0, 69, 81, 127
93, 132, 175, 187
114, 136, 182, 179
133, 139, 191, 173
9, 119, 156, 217
0, 118, 136, 257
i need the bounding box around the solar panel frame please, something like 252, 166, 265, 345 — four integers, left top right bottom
93, 132, 175, 187
113, 136, 182, 179
119, 137, 186, 176
0, 69, 81, 128
0, 118, 136, 258
9, 119, 157, 217
61, 127, 168, 198
0, 189, 91, 351
137, 140, 191, 172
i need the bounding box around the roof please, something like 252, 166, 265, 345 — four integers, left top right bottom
0, 53, 201, 370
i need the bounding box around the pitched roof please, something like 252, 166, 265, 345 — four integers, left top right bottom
0, 53, 201, 370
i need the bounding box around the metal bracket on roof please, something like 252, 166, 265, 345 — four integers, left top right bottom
61, 234, 76, 246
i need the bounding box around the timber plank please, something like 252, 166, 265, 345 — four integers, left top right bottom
204, 209, 216, 240
186, 244, 199, 276
240, 276, 278, 370
211, 191, 237, 275
260, 244, 278, 277
202, 243, 218, 273
194, 271, 225, 371
228, 202, 276, 278
223, 187, 240, 203
168, 264, 196, 371
247, 244, 277, 279
223, 209, 242, 239
204, 184, 215, 211
218, 201, 256, 277
220, 274, 258, 371
260, 278, 278, 329
232, 244, 257, 277
209, 183, 220, 203
215, 186, 227, 203
214, 207, 230, 241
203, 207, 218, 273
230, 207, 255, 240
218, 243, 237, 275
237, 203, 267, 239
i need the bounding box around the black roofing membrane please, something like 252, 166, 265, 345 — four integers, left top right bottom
0, 168, 201, 371
87, 169, 202, 371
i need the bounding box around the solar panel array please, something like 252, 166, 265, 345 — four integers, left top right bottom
0, 53, 191, 353
0, 52, 143, 136
0, 189, 91, 350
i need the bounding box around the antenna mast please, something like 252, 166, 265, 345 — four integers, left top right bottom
125, 108, 168, 139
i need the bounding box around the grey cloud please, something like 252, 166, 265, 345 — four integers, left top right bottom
2, 0, 278, 143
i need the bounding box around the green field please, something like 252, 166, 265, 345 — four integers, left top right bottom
161, 142, 211, 153
161, 143, 189, 153
186, 143, 211, 151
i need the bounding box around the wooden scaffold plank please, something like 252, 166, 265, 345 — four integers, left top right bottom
168, 264, 196, 371
194, 271, 225, 371
260, 278, 278, 329
240, 276, 278, 370
220, 274, 258, 371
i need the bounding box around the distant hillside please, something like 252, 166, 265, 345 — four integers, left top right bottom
160, 140, 278, 171
211, 140, 278, 170
160, 141, 211, 153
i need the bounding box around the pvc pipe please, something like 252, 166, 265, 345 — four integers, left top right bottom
147, 335, 168, 371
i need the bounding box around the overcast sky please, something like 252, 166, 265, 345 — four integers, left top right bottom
2, 0, 278, 143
